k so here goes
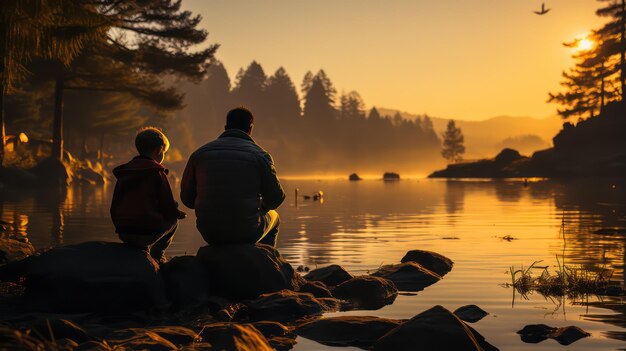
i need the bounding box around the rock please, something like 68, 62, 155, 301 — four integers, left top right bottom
495, 148, 523, 164
400, 250, 454, 277
454, 305, 489, 323
299, 280, 333, 298
251, 322, 296, 351
374, 305, 498, 351
349, 173, 362, 181
199, 323, 273, 351
383, 172, 400, 181
31, 157, 73, 186
3, 241, 167, 312
109, 330, 178, 351
304, 264, 353, 286
332, 276, 398, 310
75, 167, 105, 185
197, 244, 305, 300
243, 289, 340, 322
0, 327, 43, 349
24, 318, 91, 344
371, 262, 441, 291
75, 341, 112, 351
0, 167, 37, 186
161, 255, 209, 309
250, 321, 290, 338
517, 324, 590, 345
550, 326, 591, 345
0, 237, 35, 265
110, 326, 199, 347
296, 316, 402, 347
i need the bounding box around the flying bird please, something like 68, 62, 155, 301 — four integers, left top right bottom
534, 2, 551, 15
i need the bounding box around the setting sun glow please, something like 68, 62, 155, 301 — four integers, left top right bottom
577, 37, 595, 51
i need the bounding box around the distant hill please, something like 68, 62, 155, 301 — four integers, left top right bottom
378, 108, 563, 159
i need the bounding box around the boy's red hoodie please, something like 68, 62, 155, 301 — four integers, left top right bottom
110, 156, 180, 236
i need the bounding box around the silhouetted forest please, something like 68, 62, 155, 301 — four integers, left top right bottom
176, 61, 442, 175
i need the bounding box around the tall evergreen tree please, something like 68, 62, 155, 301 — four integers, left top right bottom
595, 0, 625, 102
43, 0, 217, 161
549, 32, 619, 118
339, 91, 366, 120
302, 71, 337, 121
441, 120, 465, 163
232, 61, 267, 111
265, 67, 301, 122
0, 0, 105, 164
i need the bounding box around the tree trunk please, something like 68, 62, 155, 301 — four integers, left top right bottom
600, 63, 606, 114
52, 77, 65, 161
98, 133, 104, 164
0, 84, 5, 167
621, 0, 625, 103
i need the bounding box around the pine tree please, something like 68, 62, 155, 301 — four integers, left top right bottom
232, 61, 267, 112
595, 0, 625, 102
265, 67, 301, 123
0, 0, 105, 164
44, 0, 218, 161
339, 91, 366, 120
549, 31, 619, 118
302, 71, 337, 121
441, 120, 465, 163
550, 0, 625, 118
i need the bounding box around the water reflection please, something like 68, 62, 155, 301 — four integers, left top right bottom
0, 178, 624, 349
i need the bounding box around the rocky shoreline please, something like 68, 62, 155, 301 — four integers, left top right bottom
0, 237, 592, 350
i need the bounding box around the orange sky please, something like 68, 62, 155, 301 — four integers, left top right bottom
183, 0, 604, 121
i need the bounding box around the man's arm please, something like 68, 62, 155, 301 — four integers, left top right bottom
259, 152, 285, 211
180, 155, 197, 209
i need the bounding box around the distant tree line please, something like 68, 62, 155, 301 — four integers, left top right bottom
181, 61, 442, 174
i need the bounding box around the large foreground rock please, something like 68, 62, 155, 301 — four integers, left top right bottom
374, 305, 498, 351
0, 241, 167, 312
332, 276, 398, 310
371, 262, 441, 291
161, 255, 210, 309
304, 264, 353, 286
109, 326, 200, 350
0, 237, 35, 265
401, 250, 454, 277
242, 290, 340, 322
197, 244, 305, 300
296, 316, 402, 347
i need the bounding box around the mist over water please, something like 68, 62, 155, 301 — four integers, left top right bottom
1, 178, 624, 350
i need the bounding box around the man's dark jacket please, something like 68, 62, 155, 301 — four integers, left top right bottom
180, 129, 285, 243
110, 156, 180, 236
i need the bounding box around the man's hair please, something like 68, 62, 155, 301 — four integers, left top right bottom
135, 127, 170, 155
225, 107, 254, 132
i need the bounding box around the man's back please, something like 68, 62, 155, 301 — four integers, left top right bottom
180, 129, 285, 244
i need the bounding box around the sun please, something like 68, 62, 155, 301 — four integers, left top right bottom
577, 38, 594, 51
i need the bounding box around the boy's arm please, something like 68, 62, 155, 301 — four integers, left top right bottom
180, 155, 197, 209
259, 152, 285, 211
157, 171, 182, 221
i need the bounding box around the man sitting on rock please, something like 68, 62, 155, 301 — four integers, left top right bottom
180, 107, 285, 247
111, 127, 186, 263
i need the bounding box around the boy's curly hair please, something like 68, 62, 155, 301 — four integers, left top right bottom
135, 127, 170, 155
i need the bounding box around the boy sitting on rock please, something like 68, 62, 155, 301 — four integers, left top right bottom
110, 127, 185, 263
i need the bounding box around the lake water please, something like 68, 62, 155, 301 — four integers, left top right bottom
1, 178, 625, 350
